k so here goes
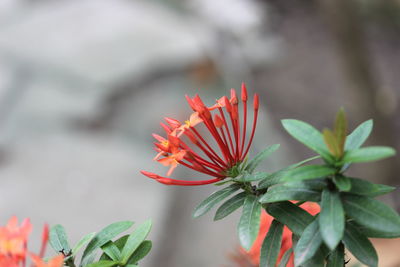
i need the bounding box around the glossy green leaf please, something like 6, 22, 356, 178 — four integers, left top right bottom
294, 219, 323, 266
342, 146, 395, 163
214, 192, 246, 221
343, 194, 400, 236
245, 144, 280, 174
278, 249, 292, 267
345, 120, 373, 151
101, 241, 121, 261
343, 223, 378, 267
281, 165, 336, 182
127, 240, 152, 264
347, 177, 395, 197
259, 181, 323, 203
319, 190, 344, 250
81, 221, 134, 266
49, 225, 71, 254
326, 244, 344, 267
260, 220, 284, 267
85, 260, 118, 267
348, 221, 400, 238
193, 184, 240, 218
238, 195, 262, 251
71, 232, 96, 257
267, 201, 313, 236
332, 175, 351, 192
121, 220, 152, 265
281, 119, 333, 161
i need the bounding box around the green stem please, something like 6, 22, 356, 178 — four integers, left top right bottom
65, 258, 77, 267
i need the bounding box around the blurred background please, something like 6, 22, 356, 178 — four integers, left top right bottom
0, 0, 399, 266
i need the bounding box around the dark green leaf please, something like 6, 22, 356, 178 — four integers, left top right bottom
333, 175, 351, 192
343, 194, 400, 236
127, 240, 152, 264
278, 249, 292, 267
294, 219, 323, 266
101, 241, 121, 261
342, 146, 395, 163
49, 225, 71, 254
81, 221, 134, 266
345, 120, 373, 151
71, 232, 96, 257
239, 172, 270, 182
214, 192, 246, 221
260, 220, 284, 267
281, 165, 336, 182
343, 222, 378, 267
326, 244, 344, 267
245, 144, 280, 173
121, 220, 152, 265
259, 181, 323, 203
238, 195, 262, 251
267, 201, 313, 236
84, 260, 118, 267
348, 221, 400, 238
319, 190, 344, 250
347, 177, 395, 197
193, 184, 240, 218
281, 119, 333, 161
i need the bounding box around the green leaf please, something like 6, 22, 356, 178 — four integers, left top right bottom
319, 190, 344, 250
84, 260, 118, 267
238, 172, 270, 182
49, 225, 71, 253
71, 232, 96, 257
260, 220, 284, 267
347, 177, 395, 197
121, 220, 152, 265
334, 108, 347, 156
323, 129, 340, 158
326, 244, 344, 267
245, 144, 280, 173
278, 249, 292, 267
259, 180, 324, 203
238, 195, 262, 251
294, 219, 323, 266
332, 175, 351, 192
281, 165, 336, 182
214, 192, 246, 221
127, 240, 152, 264
345, 119, 373, 151
343, 222, 378, 267
348, 221, 400, 238
81, 221, 134, 266
101, 241, 121, 261
342, 194, 400, 236
99, 235, 129, 261
281, 119, 333, 161
342, 146, 396, 163
267, 201, 313, 236
193, 184, 240, 218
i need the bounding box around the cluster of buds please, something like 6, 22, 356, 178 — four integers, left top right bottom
141, 83, 259, 186
0, 217, 63, 267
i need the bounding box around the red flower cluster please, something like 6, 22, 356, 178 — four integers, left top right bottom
141, 84, 259, 186
0, 216, 63, 267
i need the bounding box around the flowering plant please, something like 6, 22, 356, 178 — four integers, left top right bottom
142, 84, 400, 267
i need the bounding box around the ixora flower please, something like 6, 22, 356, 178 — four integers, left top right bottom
141, 83, 259, 186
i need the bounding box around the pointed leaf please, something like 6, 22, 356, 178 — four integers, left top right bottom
332, 175, 351, 192
127, 240, 152, 264
267, 201, 313, 236
294, 219, 323, 266
101, 241, 121, 261
238, 195, 262, 250
323, 129, 340, 158
278, 248, 293, 267
49, 225, 71, 254
81, 221, 134, 266
71, 232, 96, 257
343, 222, 378, 267
260, 220, 284, 267
326, 244, 344, 267
282, 119, 333, 161
281, 165, 336, 182
85, 260, 118, 267
193, 184, 240, 218
319, 190, 344, 250
334, 108, 347, 156
345, 119, 373, 151
245, 144, 280, 173
342, 194, 400, 236
348, 221, 400, 238
239, 171, 270, 182
214, 192, 246, 221
342, 146, 395, 163
347, 177, 395, 197
121, 220, 152, 265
